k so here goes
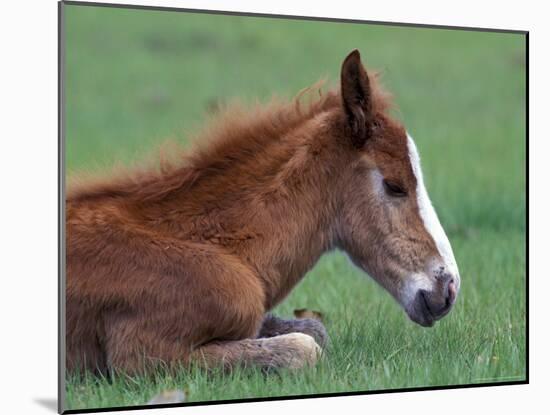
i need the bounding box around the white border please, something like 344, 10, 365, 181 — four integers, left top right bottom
2, 0, 544, 414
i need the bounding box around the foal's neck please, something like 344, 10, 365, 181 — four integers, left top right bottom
149, 111, 343, 309
247, 117, 342, 307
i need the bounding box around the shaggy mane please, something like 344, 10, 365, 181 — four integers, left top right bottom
67, 73, 392, 204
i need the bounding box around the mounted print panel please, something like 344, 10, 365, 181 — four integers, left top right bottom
59, 1, 527, 413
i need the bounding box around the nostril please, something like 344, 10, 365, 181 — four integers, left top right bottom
447, 278, 457, 304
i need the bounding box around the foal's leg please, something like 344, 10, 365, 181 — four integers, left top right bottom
190, 333, 321, 371
106, 319, 321, 374
258, 314, 328, 347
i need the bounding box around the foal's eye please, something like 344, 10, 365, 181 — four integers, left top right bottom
383, 180, 407, 197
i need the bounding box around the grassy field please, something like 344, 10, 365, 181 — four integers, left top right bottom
63, 4, 527, 411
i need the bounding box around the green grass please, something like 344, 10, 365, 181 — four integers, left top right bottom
63, 4, 526, 411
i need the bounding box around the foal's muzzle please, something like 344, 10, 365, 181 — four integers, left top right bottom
410, 273, 458, 327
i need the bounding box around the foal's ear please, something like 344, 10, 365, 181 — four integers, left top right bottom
340, 49, 373, 148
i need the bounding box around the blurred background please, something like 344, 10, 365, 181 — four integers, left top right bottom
64, 3, 526, 410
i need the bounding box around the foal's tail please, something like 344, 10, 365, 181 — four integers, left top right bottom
189, 333, 321, 371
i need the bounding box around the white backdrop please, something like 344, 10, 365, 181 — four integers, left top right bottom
0, 0, 543, 413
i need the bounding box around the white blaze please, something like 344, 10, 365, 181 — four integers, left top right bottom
407, 134, 460, 285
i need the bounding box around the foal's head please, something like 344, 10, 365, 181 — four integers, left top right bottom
332, 50, 460, 327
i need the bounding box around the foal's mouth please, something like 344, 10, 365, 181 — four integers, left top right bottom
409, 289, 454, 327
417, 291, 437, 327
